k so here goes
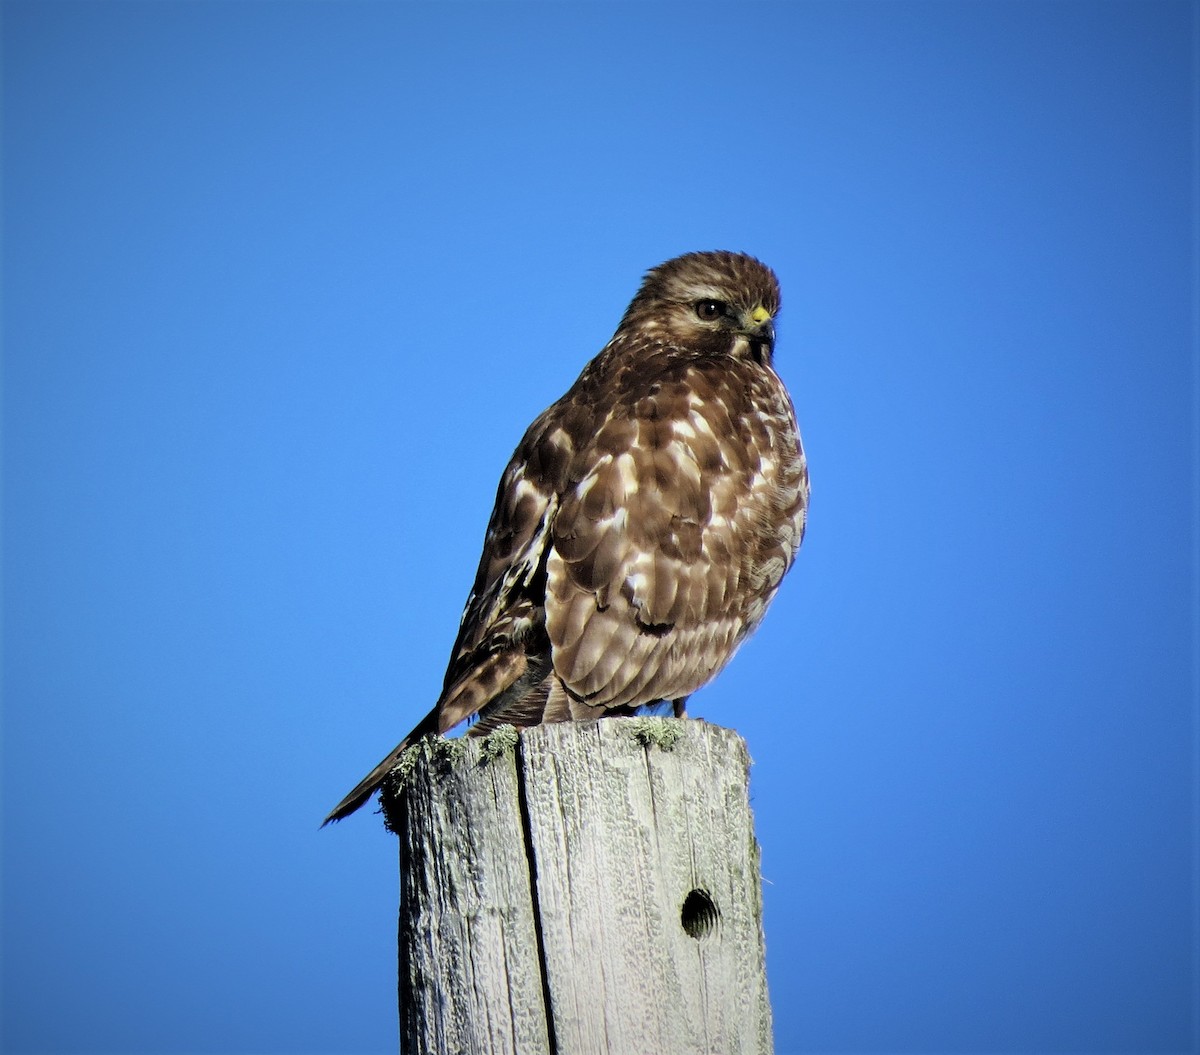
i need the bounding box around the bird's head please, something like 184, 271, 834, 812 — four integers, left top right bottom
617, 251, 782, 362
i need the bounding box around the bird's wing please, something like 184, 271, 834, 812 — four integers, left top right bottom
432, 405, 577, 728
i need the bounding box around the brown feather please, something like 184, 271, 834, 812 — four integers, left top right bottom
324, 251, 808, 824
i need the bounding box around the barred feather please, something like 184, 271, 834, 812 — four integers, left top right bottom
324, 251, 808, 825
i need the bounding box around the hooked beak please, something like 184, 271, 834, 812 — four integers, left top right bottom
742, 304, 775, 341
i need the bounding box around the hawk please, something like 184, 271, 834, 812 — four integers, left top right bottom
325, 251, 808, 824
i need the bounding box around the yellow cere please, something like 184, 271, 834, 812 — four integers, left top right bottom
750, 305, 772, 325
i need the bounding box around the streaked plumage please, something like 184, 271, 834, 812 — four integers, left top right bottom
325, 251, 808, 824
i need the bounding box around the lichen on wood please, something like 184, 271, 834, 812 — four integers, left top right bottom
387, 718, 774, 1055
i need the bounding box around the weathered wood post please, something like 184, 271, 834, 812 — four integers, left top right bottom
382, 717, 773, 1055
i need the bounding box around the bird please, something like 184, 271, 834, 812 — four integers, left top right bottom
324, 250, 808, 824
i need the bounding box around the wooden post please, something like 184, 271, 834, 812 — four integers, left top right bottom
383, 718, 774, 1055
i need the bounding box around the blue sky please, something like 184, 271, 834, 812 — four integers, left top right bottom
2, 2, 1195, 1053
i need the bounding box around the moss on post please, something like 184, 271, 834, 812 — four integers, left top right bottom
388, 718, 774, 1055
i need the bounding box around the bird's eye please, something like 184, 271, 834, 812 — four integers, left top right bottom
695, 299, 726, 321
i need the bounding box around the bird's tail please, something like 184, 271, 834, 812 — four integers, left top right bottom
321, 704, 441, 826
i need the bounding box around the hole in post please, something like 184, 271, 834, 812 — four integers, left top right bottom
680, 888, 719, 940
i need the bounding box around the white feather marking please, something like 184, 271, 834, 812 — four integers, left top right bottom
625, 569, 649, 602
667, 440, 703, 486
511, 475, 543, 505
614, 451, 638, 497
